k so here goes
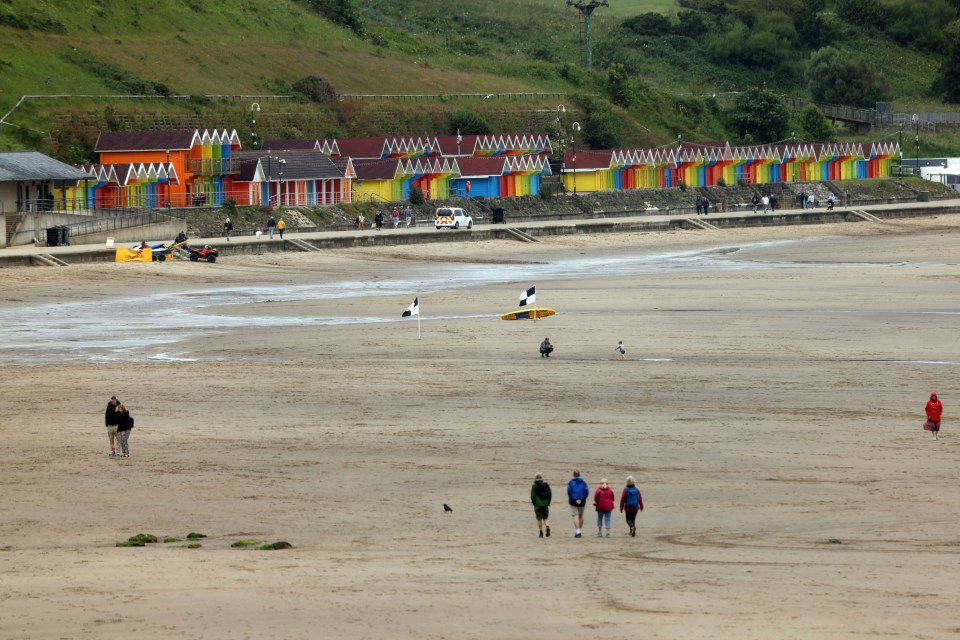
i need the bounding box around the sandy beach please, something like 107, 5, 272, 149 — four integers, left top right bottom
1, 216, 959, 639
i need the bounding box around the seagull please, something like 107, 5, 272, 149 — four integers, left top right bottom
443, 504, 453, 513
483, 94, 493, 100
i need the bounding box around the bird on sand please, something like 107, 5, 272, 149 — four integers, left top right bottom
443, 504, 453, 513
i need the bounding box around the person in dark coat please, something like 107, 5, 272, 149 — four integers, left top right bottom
105, 395, 121, 457
115, 404, 134, 458
531, 473, 552, 538
375, 211, 384, 231
223, 217, 234, 241
619, 476, 644, 537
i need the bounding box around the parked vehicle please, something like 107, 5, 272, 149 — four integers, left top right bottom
187, 244, 219, 263
434, 206, 473, 230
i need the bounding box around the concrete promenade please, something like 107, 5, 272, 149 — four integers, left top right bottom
2, 198, 959, 268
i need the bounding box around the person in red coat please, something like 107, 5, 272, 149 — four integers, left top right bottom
925, 392, 943, 441
593, 479, 616, 538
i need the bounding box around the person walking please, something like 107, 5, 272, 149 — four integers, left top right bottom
223, 217, 233, 241
695, 194, 703, 215
702, 198, 710, 215
614, 340, 626, 360
392, 207, 400, 229
770, 194, 778, 212
594, 479, 616, 538
567, 470, 589, 538
925, 392, 943, 440
799, 191, 806, 209
403, 205, 413, 228
375, 211, 384, 231
539, 337, 553, 358
267, 215, 276, 239
619, 476, 644, 537
105, 395, 121, 457
115, 404, 134, 458
356, 213, 366, 231
751, 193, 760, 214
531, 473, 552, 538
761, 194, 769, 213
277, 218, 286, 239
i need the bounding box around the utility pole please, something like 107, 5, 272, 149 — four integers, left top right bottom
567, 0, 608, 69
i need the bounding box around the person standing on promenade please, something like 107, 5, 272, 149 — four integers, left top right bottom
392, 207, 400, 229
267, 215, 276, 239
614, 340, 626, 360
925, 392, 943, 441
594, 479, 616, 538
567, 470, 589, 538
403, 205, 413, 227
375, 211, 384, 231
223, 217, 233, 241
277, 218, 286, 239
105, 395, 121, 457
115, 404, 134, 458
531, 473, 552, 538
619, 476, 644, 537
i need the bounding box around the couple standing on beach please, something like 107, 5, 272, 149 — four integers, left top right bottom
105, 395, 134, 458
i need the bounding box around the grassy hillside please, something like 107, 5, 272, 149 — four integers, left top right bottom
0, 0, 956, 160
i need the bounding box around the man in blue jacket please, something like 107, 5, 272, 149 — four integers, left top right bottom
566, 470, 589, 538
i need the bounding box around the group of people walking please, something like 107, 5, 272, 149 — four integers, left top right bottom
531, 470, 644, 539
359, 206, 415, 231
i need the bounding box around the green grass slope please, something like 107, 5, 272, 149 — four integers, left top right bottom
0, 0, 955, 160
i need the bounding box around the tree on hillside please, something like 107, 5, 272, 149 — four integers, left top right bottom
797, 104, 836, 143
834, 0, 886, 29
806, 46, 890, 107
725, 87, 790, 143
932, 23, 960, 103
301, 0, 364, 35
606, 63, 634, 108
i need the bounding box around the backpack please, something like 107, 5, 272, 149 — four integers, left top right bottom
535, 481, 551, 501
624, 486, 640, 509
128, 416, 134, 430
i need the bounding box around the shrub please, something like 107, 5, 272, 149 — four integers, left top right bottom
807, 46, 890, 107
448, 109, 493, 135
538, 184, 553, 201
408, 185, 425, 205
292, 75, 338, 104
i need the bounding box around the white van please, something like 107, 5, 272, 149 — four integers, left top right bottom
434, 207, 473, 230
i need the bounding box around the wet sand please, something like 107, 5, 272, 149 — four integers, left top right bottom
1, 217, 959, 639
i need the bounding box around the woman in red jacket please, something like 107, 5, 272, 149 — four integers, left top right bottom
594, 479, 616, 538
925, 392, 943, 441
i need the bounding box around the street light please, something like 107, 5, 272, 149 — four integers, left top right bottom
898, 120, 903, 177
278, 158, 286, 207
250, 103, 261, 150
571, 121, 581, 196
912, 113, 920, 176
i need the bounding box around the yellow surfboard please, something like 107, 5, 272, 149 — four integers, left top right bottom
500, 307, 556, 320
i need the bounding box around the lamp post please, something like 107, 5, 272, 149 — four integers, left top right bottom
571, 121, 581, 196
912, 113, 920, 176
898, 121, 903, 177
250, 103, 260, 150
278, 158, 286, 207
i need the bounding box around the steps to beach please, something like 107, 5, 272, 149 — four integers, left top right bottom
505, 228, 538, 243
685, 217, 719, 231
849, 209, 884, 223
285, 238, 321, 252
32, 253, 69, 267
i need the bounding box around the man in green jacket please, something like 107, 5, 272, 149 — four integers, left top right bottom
531, 473, 552, 538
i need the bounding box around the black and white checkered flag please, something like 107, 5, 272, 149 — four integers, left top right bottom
401, 297, 419, 317
519, 286, 536, 307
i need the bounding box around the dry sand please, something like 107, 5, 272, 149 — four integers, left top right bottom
1, 217, 959, 639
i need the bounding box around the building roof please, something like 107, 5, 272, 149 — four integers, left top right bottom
232, 151, 346, 182
0, 152, 95, 181
95, 129, 200, 153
